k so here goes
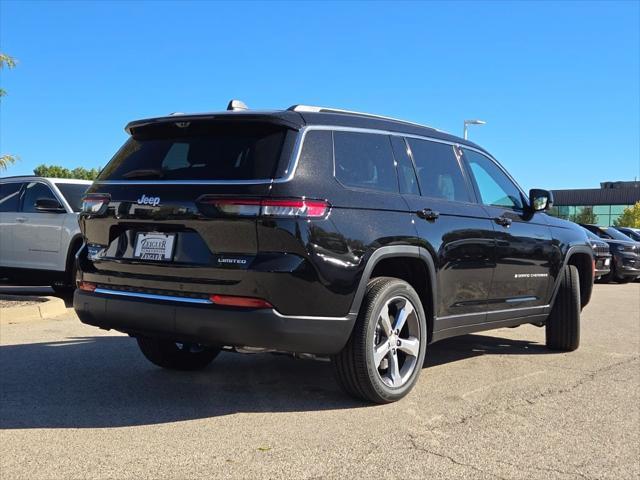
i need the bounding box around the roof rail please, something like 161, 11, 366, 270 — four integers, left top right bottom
287, 104, 440, 131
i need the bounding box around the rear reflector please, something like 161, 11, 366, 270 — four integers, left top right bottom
209, 294, 273, 309
78, 281, 97, 292
199, 197, 329, 218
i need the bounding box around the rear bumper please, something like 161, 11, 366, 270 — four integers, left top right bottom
74, 289, 356, 355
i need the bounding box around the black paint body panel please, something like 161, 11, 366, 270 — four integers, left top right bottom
76, 110, 593, 353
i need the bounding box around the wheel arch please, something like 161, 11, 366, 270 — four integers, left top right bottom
64, 234, 84, 282
349, 246, 437, 342
551, 245, 594, 310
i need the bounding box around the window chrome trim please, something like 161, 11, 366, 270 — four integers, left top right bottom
94, 179, 274, 185
94, 125, 510, 191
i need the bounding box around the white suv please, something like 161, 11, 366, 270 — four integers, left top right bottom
0, 176, 92, 292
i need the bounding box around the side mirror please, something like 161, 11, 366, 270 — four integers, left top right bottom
35, 198, 66, 213
529, 189, 553, 212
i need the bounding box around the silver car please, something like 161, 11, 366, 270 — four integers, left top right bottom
0, 176, 92, 292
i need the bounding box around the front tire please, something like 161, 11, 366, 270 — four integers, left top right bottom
546, 265, 580, 351
332, 277, 427, 404
137, 337, 221, 371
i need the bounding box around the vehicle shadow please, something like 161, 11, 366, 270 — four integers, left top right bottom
0, 332, 549, 429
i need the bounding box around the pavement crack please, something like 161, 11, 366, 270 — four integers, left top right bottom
408, 434, 510, 480
495, 459, 594, 480
423, 356, 640, 434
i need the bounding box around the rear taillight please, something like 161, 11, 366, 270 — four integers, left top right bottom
81, 194, 110, 215
199, 197, 330, 218
209, 294, 273, 309
78, 281, 97, 292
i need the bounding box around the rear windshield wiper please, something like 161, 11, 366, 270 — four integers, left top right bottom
122, 169, 165, 179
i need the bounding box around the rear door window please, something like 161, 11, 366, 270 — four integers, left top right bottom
55, 183, 90, 212
406, 138, 471, 202
333, 131, 398, 192
97, 123, 289, 181
0, 183, 23, 212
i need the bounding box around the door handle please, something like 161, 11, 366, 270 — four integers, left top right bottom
494, 216, 512, 227
417, 208, 440, 221
15, 217, 27, 223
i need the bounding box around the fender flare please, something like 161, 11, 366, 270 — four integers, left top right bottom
548, 244, 594, 309
348, 246, 438, 322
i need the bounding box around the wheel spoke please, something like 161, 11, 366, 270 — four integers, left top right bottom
388, 351, 401, 387
373, 341, 391, 368
379, 307, 393, 336
398, 336, 420, 357
394, 302, 414, 333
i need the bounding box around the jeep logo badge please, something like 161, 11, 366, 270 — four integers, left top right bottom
136, 194, 161, 207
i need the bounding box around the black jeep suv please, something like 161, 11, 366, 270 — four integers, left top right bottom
74, 102, 594, 403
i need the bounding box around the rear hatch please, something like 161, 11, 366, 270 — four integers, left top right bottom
80, 117, 299, 284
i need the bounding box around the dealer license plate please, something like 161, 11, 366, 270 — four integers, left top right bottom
133, 232, 176, 261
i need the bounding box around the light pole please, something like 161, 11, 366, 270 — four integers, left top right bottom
463, 119, 486, 140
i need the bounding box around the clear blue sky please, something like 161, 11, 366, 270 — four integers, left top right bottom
1, 0, 638, 190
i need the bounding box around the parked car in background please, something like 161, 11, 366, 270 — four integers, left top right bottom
73, 101, 594, 404
614, 226, 640, 242
580, 224, 640, 283
0, 176, 92, 292
581, 227, 611, 281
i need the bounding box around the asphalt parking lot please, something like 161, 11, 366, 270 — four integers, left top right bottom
1, 283, 638, 480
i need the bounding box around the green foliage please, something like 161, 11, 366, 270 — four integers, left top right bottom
0, 52, 17, 98
0, 154, 18, 171
33, 164, 100, 180
613, 202, 640, 228
1, 53, 18, 170
568, 207, 597, 224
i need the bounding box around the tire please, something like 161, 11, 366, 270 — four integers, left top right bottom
332, 277, 427, 404
51, 250, 79, 294
546, 265, 580, 351
137, 337, 221, 371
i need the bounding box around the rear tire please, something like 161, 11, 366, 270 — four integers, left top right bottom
332, 277, 427, 404
137, 337, 221, 371
546, 265, 580, 351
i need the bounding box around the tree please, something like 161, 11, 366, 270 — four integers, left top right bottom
33, 164, 101, 180
613, 202, 640, 228
569, 206, 597, 224
0, 52, 18, 171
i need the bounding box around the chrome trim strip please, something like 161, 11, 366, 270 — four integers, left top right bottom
289, 104, 444, 132
95, 179, 274, 186
436, 304, 549, 321
93, 288, 213, 304
506, 296, 538, 303
94, 125, 509, 191
91, 287, 352, 320
271, 309, 352, 321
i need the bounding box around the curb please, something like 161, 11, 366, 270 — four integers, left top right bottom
0, 296, 69, 324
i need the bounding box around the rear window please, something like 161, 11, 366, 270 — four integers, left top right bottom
98, 123, 288, 181
56, 183, 90, 212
